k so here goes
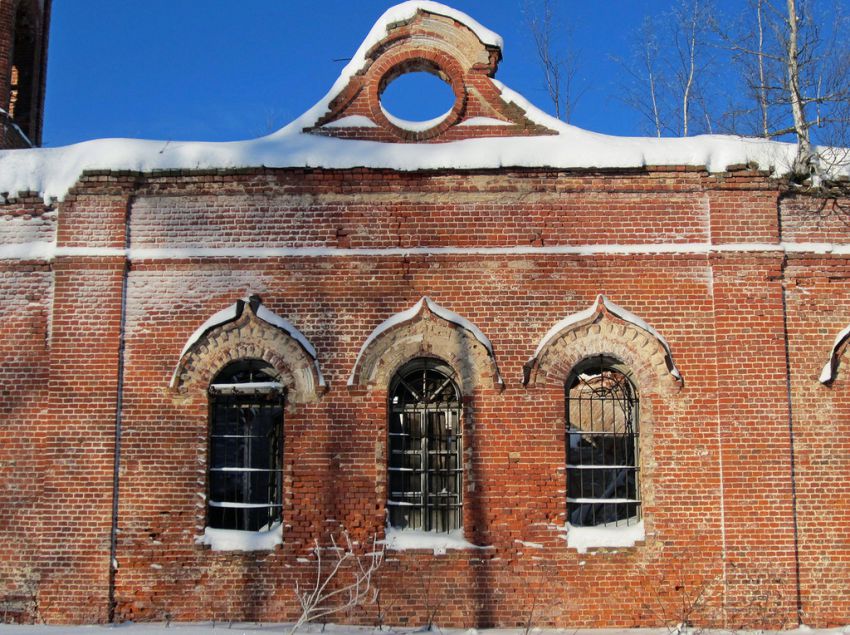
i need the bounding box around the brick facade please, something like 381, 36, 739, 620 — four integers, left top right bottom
1, 3, 849, 630
0, 0, 49, 149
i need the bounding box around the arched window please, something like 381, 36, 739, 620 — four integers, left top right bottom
388, 358, 462, 532
9, 3, 37, 138
208, 359, 284, 531
566, 356, 640, 527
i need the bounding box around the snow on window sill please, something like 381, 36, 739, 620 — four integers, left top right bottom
564, 520, 644, 554
379, 527, 489, 555
197, 522, 282, 552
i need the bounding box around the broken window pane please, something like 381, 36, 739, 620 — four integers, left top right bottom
388, 358, 462, 532
566, 356, 640, 527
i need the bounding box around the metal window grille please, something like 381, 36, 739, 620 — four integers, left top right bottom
566, 355, 640, 527
208, 360, 284, 532
388, 358, 462, 532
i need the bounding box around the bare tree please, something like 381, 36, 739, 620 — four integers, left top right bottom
784, 0, 814, 174
669, 0, 717, 136
288, 532, 384, 635
618, 0, 717, 137
641, 554, 723, 632
614, 17, 667, 137
756, 0, 770, 137
720, 0, 850, 179
525, 0, 585, 123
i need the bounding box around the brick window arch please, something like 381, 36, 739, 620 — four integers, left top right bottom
207, 359, 284, 531
387, 357, 463, 532
819, 322, 850, 384
170, 295, 324, 404
566, 355, 640, 527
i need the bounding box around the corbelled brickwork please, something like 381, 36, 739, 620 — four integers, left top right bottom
1, 2, 849, 630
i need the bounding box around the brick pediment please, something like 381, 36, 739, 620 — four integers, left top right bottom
304, 5, 557, 143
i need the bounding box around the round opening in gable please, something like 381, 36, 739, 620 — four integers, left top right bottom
379, 71, 457, 132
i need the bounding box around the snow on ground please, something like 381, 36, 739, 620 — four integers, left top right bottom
1, 624, 849, 635
0, 2, 846, 203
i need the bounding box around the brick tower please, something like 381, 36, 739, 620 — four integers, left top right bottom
0, 0, 50, 149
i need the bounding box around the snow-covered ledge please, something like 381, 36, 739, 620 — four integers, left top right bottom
0, 2, 847, 203
819, 323, 850, 384
197, 522, 282, 552
563, 520, 645, 554
379, 527, 489, 556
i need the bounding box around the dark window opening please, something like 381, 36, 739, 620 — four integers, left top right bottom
566, 355, 640, 527
388, 358, 462, 532
9, 6, 37, 137
208, 359, 284, 531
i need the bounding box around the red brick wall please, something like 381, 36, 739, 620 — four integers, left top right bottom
0, 260, 51, 622
0, 0, 50, 148
0, 193, 53, 622
21, 186, 129, 622
1, 169, 848, 628
781, 194, 850, 627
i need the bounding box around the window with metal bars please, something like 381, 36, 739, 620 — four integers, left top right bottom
566, 355, 640, 527
388, 358, 462, 532
208, 359, 284, 532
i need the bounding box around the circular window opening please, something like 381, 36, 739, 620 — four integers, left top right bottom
380, 71, 456, 132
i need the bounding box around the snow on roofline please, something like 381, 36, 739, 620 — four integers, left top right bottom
0, 3, 847, 203
0, 107, 34, 148
369, 2, 502, 49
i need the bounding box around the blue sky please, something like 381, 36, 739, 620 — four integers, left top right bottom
43, 1, 742, 147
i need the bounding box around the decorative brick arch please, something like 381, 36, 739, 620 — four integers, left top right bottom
304, 4, 556, 142
170, 295, 325, 405
524, 295, 682, 396
348, 296, 501, 395
819, 323, 850, 385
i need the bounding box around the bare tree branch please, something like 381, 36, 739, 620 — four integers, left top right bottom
716, 0, 850, 179
288, 532, 384, 635
612, 16, 666, 137
525, 0, 586, 123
